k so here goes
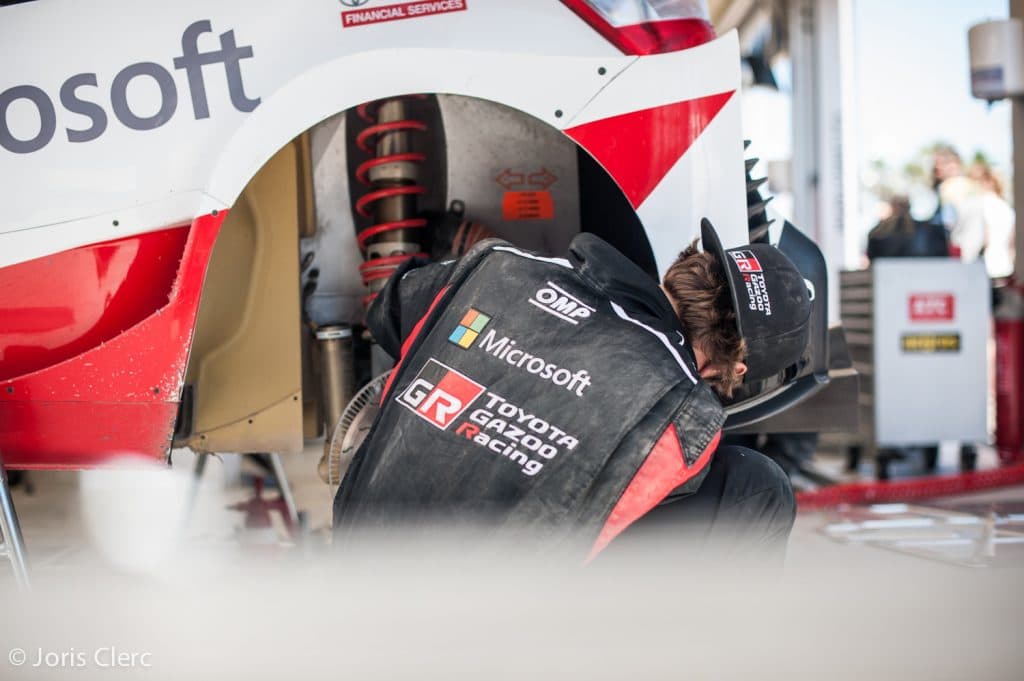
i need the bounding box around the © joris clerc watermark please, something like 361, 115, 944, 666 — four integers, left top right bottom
8, 647, 152, 669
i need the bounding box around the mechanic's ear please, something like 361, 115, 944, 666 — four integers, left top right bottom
699, 362, 747, 385
698, 364, 717, 379
699, 361, 747, 380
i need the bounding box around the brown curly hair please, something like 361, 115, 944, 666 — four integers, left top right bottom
661, 239, 746, 398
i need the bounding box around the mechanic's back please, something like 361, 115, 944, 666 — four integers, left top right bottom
333, 235, 725, 557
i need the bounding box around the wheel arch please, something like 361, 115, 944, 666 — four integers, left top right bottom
201, 48, 623, 209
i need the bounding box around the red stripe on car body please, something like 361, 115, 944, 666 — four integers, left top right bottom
565, 91, 735, 209
0, 212, 226, 468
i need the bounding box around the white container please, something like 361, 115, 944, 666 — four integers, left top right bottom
873, 260, 990, 446
968, 19, 1024, 100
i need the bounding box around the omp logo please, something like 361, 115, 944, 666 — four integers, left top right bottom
0, 20, 259, 154
529, 282, 595, 325
396, 359, 485, 430
729, 250, 762, 273
448, 308, 491, 349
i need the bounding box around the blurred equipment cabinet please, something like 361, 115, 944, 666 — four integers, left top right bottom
841, 260, 990, 473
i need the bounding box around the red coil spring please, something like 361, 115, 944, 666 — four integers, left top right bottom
353, 97, 430, 305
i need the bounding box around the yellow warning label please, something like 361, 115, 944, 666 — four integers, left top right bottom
900, 333, 961, 353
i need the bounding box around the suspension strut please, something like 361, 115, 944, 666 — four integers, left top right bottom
353, 95, 431, 307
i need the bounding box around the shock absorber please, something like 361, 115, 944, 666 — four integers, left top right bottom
353, 95, 431, 307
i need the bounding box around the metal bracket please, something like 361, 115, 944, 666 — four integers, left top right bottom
0, 452, 30, 589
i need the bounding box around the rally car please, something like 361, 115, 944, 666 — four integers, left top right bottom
0, 0, 832, 481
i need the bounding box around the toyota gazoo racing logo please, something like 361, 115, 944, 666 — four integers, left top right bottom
730, 251, 772, 317
529, 282, 595, 325
0, 20, 259, 154
456, 392, 579, 478
396, 359, 485, 430
395, 358, 578, 478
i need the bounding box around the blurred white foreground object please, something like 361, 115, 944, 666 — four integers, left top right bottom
79, 456, 190, 574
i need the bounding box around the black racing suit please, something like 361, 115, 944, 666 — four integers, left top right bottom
333, 234, 794, 561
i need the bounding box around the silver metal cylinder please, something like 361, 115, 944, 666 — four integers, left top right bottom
371, 98, 418, 184
315, 325, 356, 437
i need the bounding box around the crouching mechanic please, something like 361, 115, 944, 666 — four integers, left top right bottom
332, 219, 811, 562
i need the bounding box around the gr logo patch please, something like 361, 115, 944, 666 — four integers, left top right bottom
449, 308, 491, 349
397, 359, 485, 429
729, 250, 763, 273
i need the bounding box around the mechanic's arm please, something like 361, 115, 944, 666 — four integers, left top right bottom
365, 257, 455, 358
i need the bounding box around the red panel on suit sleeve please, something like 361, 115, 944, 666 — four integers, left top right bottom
587, 426, 721, 561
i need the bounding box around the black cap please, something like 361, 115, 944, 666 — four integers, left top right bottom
700, 219, 811, 382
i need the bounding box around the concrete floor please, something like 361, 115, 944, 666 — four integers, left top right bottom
4, 441, 1022, 575
3, 444, 1023, 680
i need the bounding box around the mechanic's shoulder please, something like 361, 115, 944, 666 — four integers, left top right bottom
667, 379, 727, 469
567, 232, 624, 268
603, 300, 703, 377
465, 236, 513, 256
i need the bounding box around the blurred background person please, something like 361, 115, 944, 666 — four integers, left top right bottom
866, 193, 948, 260
930, 144, 975, 235
952, 161, 1015, 280
866, 195, 914, 261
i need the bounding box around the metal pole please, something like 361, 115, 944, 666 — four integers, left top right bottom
0, 453, 30, 590
269, 453, 299, 529
1012, 0, 1024, 278
789, 0, 819, 242
184, 452, 209, 527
